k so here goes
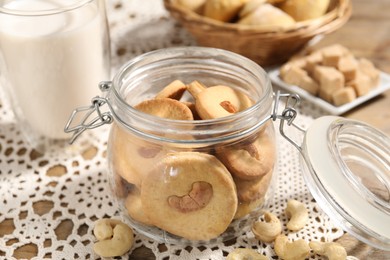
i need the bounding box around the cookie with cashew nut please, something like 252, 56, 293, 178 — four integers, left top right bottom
186, 80, 207, 98
234, 169, 273, 202
285, 199, 309, 231
309, 241, 347, 260
155, 80, 187, 100
274, 234, 310, 260
226, 248, 268, 260
111, 97, 195, 188
112, 167, 130, 198
193, 85, 253, 120
110, 123, 165, 188
252, 211, 282, 243
93, 218, 134, 257
125, 188, 154, 226
234, 197, 264, 219
135, 97, 194, 120
140, 152, 238, 241
217, 131, 276, 180
182, 101, 202, 120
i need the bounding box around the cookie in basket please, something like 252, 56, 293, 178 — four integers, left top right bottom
203, 0, 249, 22
238, 3, 295, 29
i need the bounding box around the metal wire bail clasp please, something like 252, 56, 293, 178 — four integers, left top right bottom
64, 81, 114, 144
272, 91, 305, 153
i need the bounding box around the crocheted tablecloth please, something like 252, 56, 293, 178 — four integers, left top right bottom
0, 1, 351, 259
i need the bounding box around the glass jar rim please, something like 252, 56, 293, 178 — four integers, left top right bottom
0, 0, 94, 16
108, 47, 274, 144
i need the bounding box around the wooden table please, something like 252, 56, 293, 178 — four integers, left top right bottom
2, 0, 389, 259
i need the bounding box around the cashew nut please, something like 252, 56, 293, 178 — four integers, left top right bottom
220, 100, 238, 113
93, 218, 122, 240
274, 234, 310, 260
309, 241, 347, 260
93, 218, 134, 257
252, 212, 282, 243
168, 181, 213, 213
226, 248, 269, 260
285, 199, 308, 231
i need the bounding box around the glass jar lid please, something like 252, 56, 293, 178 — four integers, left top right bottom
302, 116, 390, 251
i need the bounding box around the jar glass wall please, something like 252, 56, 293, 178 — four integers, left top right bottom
106, 47, 276, 244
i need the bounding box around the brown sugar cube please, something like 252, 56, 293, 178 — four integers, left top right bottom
321, 44, 351, 55
321, 44, 350, 67
282, 66, 319, 95
280, 56, 306, 78
332, 87, 357, 106
358, 58, 380, 87
305, 51, 323, 75
281, 65, 305, 85
320, 44, 351, 56
318, 88, 334, 103
338, 55, 358, 82
313, 65, 345, 92
312, 65, 327, 82
299, 75, 320, 96
313, 65, 345, 103
348, 72, 372, 96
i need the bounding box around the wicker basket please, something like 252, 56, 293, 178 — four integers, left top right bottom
164, 0, 352, 66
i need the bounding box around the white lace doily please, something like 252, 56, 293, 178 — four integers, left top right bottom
0, 1, 349, 259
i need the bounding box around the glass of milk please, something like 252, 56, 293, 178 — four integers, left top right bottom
0, 0, 110, 151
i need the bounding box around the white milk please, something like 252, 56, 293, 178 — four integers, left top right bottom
0, 0, 109, 139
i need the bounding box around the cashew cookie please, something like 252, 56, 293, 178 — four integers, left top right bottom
217, 132, 276, 180
194, 85, 253, 119
234, 197, 265, 219
140, 152, 238, 241
125, 188, 154, 226
110, 123, 164, 188
186, 80, 207, 98
234, 169, 273, 202
155, 80, 187, 100
135, 97, 194, 120
182, 101, 202, 120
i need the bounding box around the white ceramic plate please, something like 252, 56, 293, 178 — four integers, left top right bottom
268, 68, 390, 115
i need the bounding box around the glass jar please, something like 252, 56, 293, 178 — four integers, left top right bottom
0, 0, 110, 152
65, 46, 390, 249
103, 47, 276, 244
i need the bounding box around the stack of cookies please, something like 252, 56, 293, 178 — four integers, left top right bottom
109, 79, 276, 241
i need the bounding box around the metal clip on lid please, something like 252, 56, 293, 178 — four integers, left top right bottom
272, 91, 306, 153
64, 81, 113, 144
